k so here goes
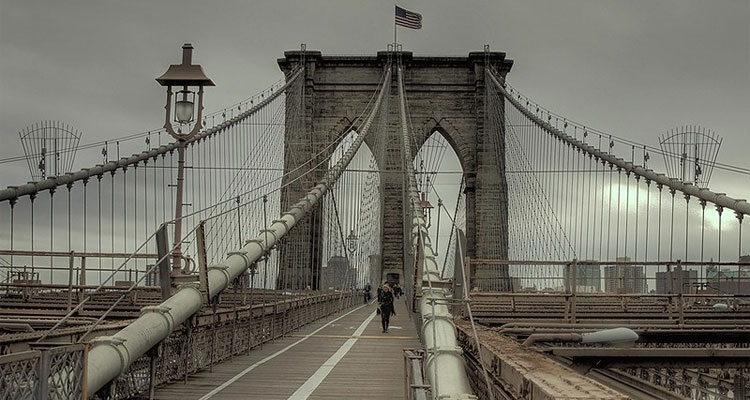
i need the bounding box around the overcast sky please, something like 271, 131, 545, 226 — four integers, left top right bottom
1, 0, 748, 189
1, 0, 748, 282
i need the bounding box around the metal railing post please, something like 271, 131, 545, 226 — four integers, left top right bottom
404, 350, 411, 400
272, 303, 277, 339
184, 319, 192, 383
155, 224, 171, 300
78, 256, 87, 305
147, 345, 159, 400
571, 259, 578, 323
37, 349, 51, 400
676, 260, 684, 325
67, 251, 75, 312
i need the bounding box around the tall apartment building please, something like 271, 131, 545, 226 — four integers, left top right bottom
563, 261, 601, 293
655, 269, 698, 294
604, 257, 646, 294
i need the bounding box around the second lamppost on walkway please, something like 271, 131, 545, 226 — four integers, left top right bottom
156, 43, 214, 275
346, 229, 359, 253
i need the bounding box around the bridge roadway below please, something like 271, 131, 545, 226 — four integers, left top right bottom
154, 298, 419, 399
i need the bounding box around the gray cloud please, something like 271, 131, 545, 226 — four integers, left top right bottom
1, 1, 748, 277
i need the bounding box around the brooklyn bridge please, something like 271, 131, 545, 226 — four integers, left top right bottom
1, 11, 749, 400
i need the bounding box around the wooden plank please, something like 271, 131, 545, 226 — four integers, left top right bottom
154, 299, 420, 399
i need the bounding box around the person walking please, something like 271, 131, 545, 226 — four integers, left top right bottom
378, 283, 396, 333
364, 283, 372, 303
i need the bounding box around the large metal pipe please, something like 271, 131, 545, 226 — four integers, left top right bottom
85, 67, 391, 397
397, 66, 475, 399
522, 327, 638, 346
487, 71, 750, 217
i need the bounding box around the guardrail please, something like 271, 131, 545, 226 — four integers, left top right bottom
0, 343, 86, 400
95, 291, 356, 399
0, 291, 355, 399
459, 259, 750, 325
403, 349, 429, 400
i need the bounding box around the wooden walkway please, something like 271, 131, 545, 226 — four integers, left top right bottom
154, 298, 420, 400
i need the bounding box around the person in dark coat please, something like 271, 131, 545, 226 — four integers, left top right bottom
393, 284, 402, 299
378, 284, 396, 333
363, 283, 372, 303
376, 284, 384, 303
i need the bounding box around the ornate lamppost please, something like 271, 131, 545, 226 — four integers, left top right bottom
346, 229, 359, 253
156, 43, 214, 275
420, 192, 434, 228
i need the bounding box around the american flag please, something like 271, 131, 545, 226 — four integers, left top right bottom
395, 5, 422, 29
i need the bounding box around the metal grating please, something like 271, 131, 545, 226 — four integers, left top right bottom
0, 344, 85, 400
0, 350, 40, 400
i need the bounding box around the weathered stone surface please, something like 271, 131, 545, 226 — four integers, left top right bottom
277, 50, 513, 289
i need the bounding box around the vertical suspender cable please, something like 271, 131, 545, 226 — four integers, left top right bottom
85, 67, 389, 396
397, 64, 474, 399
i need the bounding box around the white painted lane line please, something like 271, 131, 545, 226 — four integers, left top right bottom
286, 310, 377, 400
197, 303, 368, 400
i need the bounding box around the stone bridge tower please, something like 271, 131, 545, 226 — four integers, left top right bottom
277, 50, 513, 290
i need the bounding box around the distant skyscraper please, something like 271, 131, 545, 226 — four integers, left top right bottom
576, 262, 601, 293
564, 261, 601, 293
604, 257, 646, 294
706, 255, 750, 295
656, 269, 698, 294
321, 256, 356, 290
740, 255, 750, 272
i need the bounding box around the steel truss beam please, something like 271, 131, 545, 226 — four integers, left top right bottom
552, 348, 750, 369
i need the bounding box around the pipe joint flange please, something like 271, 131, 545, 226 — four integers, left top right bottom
209, 264, 230, 271
421, 285, 448, 295
89, 335, 126, 348
425, 345, 464, 358
272, 219, 290, 231
208, 264, 232, 283
289, 205, 305, 215
89, 335, 130, 373
245, 238, 266, 252
421, 313, 456, 331
140, 305, 176, 331
424, 346, 465, 368
176, 281, 201, 293
260, 229, 279, 242
227, 250, 250, 266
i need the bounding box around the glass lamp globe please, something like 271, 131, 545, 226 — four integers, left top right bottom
175, 90, 195, 123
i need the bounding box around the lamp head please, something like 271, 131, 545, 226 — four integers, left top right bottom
156, 43, 214, 140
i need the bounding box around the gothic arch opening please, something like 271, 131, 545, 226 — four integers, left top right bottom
321, 130, 382, 289
414, 129, 465, 279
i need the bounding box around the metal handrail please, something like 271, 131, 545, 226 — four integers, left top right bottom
0, 67, 303, 202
